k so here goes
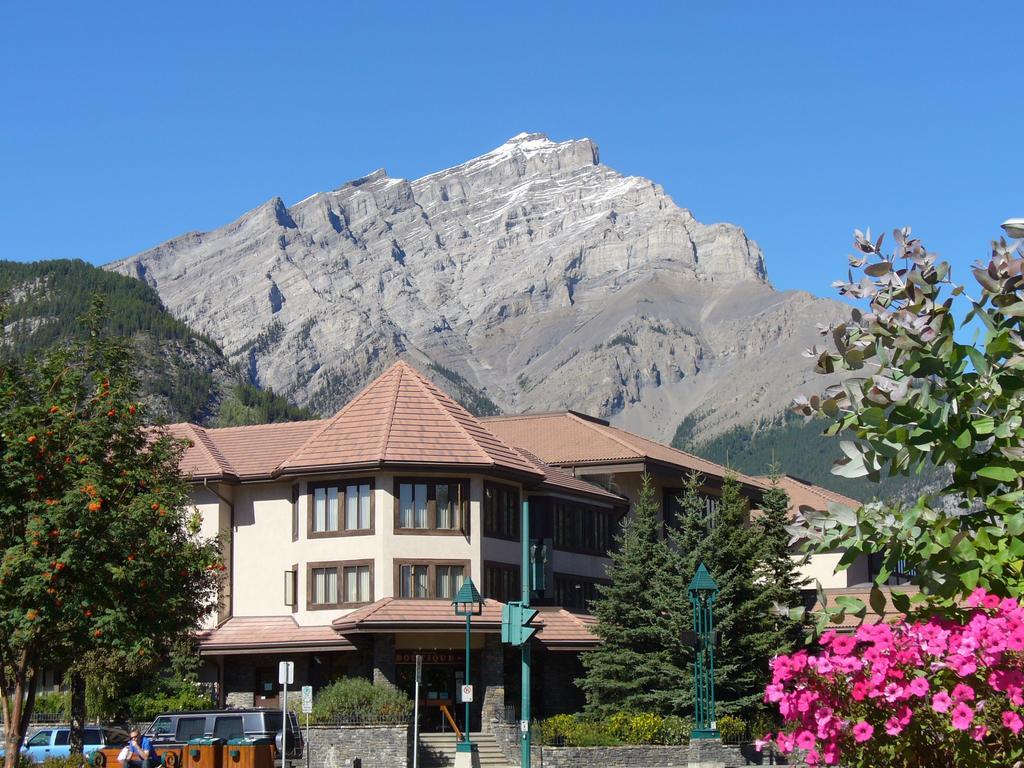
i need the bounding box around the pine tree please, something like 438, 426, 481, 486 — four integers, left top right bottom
667, 473, 802, 716
756, 467, 807, 651
579, 475, 686, 716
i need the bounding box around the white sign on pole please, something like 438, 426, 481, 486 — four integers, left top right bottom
520, 720, 529, 734
279, 661, 294, 685
460, 684, 474, 703
415, 654, 423, 684
301, 685, 313, 714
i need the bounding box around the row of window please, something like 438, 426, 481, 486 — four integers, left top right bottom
288, 560, 608, 612
551, 499, 611, 555
290, 479, 520, 539
291, 560, 469, 609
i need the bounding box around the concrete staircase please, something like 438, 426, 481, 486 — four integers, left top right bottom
417, 732, 512, 767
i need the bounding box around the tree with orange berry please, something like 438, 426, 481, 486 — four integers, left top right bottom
0, 298, 221, 768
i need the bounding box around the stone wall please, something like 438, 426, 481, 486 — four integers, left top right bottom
304, 723, 409, 768
490, 723, 783, 768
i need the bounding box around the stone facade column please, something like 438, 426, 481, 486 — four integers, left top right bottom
481, 634, 505, 732
372, 633, 397, 689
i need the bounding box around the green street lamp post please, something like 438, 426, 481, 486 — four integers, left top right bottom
452, 578, 484, 762
688, 562, 720, 740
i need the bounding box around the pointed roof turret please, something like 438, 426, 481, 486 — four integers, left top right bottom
277, 360, 542, 478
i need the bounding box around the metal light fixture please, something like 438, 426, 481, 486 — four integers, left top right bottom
452, 578, 483, 763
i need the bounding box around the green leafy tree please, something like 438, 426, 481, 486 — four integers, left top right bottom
790, 228, 1024, 626
579, 475, 685, 716
667, 473, 803, 716
0, 299, 221, 768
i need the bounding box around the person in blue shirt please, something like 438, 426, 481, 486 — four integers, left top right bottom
123, 729, 157, 768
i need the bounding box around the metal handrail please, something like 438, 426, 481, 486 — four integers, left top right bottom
438, 705, 462, 741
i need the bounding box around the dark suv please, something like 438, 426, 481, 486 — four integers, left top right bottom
144, 710, 303, 761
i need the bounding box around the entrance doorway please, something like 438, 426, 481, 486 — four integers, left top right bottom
396, 650, 479, 734
254, 668, 279, 707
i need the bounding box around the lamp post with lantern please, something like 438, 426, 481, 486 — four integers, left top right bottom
452, 578, 484, 766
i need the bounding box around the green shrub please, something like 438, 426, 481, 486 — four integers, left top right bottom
126, 682, 215, 722
538, 712, 694, 747
310, 677, 411, 722
538, 714, 618, 747
603, 711, 632, 742
41, 756, 90, 768
33, 691, 70, 717
659, 715, 691, 746
717, 715, 747, 744
624, 713, 663, 745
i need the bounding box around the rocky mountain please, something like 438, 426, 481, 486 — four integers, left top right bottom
108, 133, 850, 447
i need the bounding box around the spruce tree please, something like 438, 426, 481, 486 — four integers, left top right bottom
579, 474, 685, 716
667, 473, 802, 716
756, 468, 807, 651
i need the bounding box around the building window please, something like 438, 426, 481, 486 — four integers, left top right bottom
344, 564, 371, 603
435, 564, 465, 600
309, 480, 374, 537
394, 479, 467, 534
291, 485, 300, 541
311, 567, 338, 605
400, 564, 429, 598
284, 567, 297, 609
396, 561, 471, 599
483, 562, 520, 603
308, 560, 374, 609
868, 552, 917, 585
551, 500, 611, 555
555, 574, 606, 612
484, 482, 520, 540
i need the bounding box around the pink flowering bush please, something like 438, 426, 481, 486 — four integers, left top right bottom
760, 589, 1024, 767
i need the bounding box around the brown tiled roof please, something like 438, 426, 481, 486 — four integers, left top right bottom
197, 616, 353, 654
484, 412, 769, 490
208, 420, 326, 479
278, 361, 543, 478
332, 598, 505, 633
166, 423, 237, 481
812, 586, 919, 630
517, 449, 626, 505
531, 607, 599, 649
765, 474, 861, 515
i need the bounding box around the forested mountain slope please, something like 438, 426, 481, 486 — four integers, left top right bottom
0, 259, 312, 426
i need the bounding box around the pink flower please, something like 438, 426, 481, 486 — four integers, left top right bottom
983, 594, 1001, 610
1002, 711, 1024, 735
754, 735, 772, 752
966, 588, 988, 608
795, 730, 816, 751
851, 680, 868, 701
852, 721, 874, 743
822, 742, 840, 765
908, 676, 930, 697
884, 717, 903, 736
831, 635, 856, 655
952, 683, 976, 702
951, 702, 975, 731
932, 690, 952, 713
972, 725, 988, 741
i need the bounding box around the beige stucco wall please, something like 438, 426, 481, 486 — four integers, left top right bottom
794, 551, 871, 589
193, 471, 524, 626
194, 485, 232, 628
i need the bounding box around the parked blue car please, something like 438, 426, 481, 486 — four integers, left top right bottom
4, 727, 128, 764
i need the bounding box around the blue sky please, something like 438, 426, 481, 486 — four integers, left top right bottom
1, 2, 1021, 298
